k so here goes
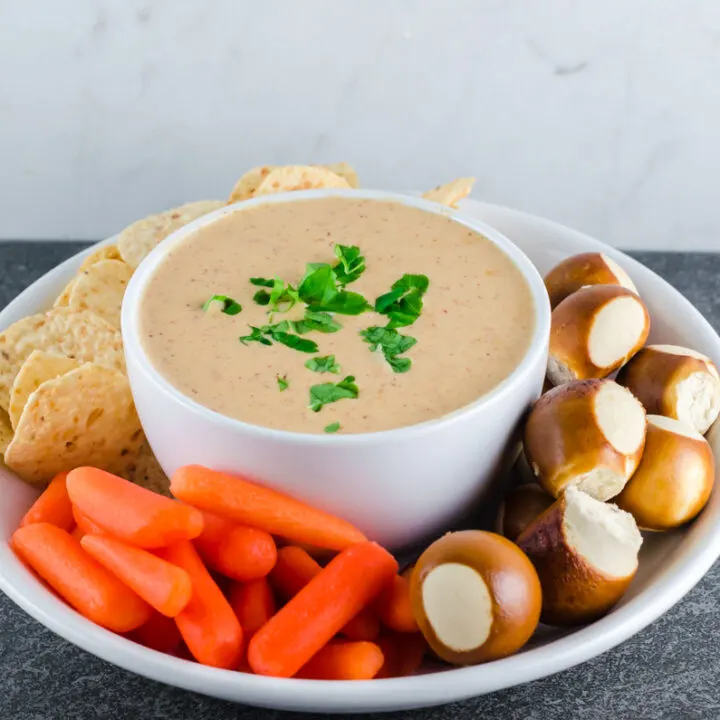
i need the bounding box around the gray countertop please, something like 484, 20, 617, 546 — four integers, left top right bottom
1, 243, 719, 720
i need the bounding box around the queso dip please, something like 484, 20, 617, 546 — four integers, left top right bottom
139, 197, 534, 434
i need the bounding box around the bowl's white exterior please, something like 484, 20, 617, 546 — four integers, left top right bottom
121, 190, 551, 550
0, 200, 718, 714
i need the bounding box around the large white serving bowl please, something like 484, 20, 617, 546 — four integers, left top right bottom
121, 190, 551, 550
0, 200, 718, 714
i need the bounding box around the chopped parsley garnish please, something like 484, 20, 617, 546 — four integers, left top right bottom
375, 274, 429, 329
277, 374, 289, 391
333, 245, 365, 286
309, 375, 359, 412
253, 290, 271, 306
202, 295, 243, 315
250, 277, 274, 287
292, 310, 342, 335
298, 263, 372, 316
305, 355, 340, 374
360, 326, 417, 373
324, 421, 341, 433
239, 326, 273, 346
268, 278, 300, 313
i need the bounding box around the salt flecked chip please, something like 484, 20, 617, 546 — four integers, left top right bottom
228, 165, 277, 203
4, 364, 143, 485
67, 259, 133, 328
53, 277, 78, 308
78, 244, 123, 274
254, 165, 351, 196
0, 410, 12, 455
0, 308, 125, 412
8, 350, 81, 429
422, 177, 476, 208
117, 200, 224, 269
320, 162, 359, 189
119, 437, 171, 497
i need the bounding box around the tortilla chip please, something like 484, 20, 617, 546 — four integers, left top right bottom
228, 165, 276, 203
4, 364, 143, 485
117, 200, 224, 269
0, 410, 12, 455
78, 244, 123, 274
67, 259, 133, 328
255, 166, 351, 195
8, 351, 81, 429
322, 162, 359, 188
0, 308, 125, 411
53, 277, 77, 308
120, 438, 171, 497
422, 177, 476, 208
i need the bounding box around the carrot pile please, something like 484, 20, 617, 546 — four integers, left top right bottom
11, 464, 427, 679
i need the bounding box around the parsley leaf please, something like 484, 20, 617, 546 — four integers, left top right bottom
277, 374, 289, 391
333, 245, 365, 286
324, 421, 341, 433
305, 355, 340, 374
202, 295, 243, 315
239, 326, 272, 346
253, 290, 271, 306
309, 375, 359, 412
268, 278, 300, 314
250, 277, 274, 287
264, 322, 318, 353
360, 326, 416, 373
299, 263, 372, 316
292, 310, 342, 335
375, 274, 429, 329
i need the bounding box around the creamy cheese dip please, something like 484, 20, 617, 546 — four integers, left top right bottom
139, 197, 534, 434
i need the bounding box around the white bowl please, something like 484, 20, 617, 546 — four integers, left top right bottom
0, 200, 718, 714
121, 190, 551, 550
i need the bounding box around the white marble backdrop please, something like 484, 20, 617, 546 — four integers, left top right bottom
1, 0, 719, 250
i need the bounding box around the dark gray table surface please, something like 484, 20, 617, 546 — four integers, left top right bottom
0, 243, 719, 720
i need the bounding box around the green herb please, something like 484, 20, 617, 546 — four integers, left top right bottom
333, 245, 365, 286
324, 421, 341, 433
239, 326, 272, 346
309, 375, 359, 412
250, 277, 274, 288
375, 274, 429, 329
268, 278, 300, 314
292, 310, 342, 335
360, 326, 417, 373
305, 355, 341, 374
298, 263, 372, 316
277, 374, 289, 391
253, 290, 271, 306
202, 295, 243, 315
264, 322, 319, 353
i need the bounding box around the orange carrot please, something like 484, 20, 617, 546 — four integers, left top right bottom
248, 541, 397, 678
270, 546, 379, 641
376, 631, 427, 678
229, 578, 276, 639
296, 640, 384, 680
130, 611, 183, 654
171, 465, 366, 551
194, 510, 277, 582
20, 472, 75, 532
375, 575, 418, 633
81, 534, 192, 617
156, 541, 243, 669
71, 526, 86, 542
67, 467, 203, 549
12, 523, 151, 632
72, 506, 106, 536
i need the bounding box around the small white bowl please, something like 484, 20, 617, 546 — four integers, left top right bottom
121, 190, 551, 549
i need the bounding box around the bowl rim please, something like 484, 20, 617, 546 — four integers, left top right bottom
120, 189, 552, 445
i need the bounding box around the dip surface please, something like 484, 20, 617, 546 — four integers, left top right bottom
139, 197, 534, 434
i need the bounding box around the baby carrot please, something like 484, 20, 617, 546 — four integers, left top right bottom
375, 575, 418, 633
171, 465, 366, 551
72, 506, 106, 536
81, 534, 192, 617
67, 467, 203, 549
229, 578, 276, 639
270, 546, 379, 641
157, 541, 243, 669
12, 523, 151, 632
248, 542, 397, 678
195, 510, 277, 582
130, 611, 183, 654
296, 641, 384, 680
376, 631, 427, 678
71, 526, 85, 542
20, 471, 75, 532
